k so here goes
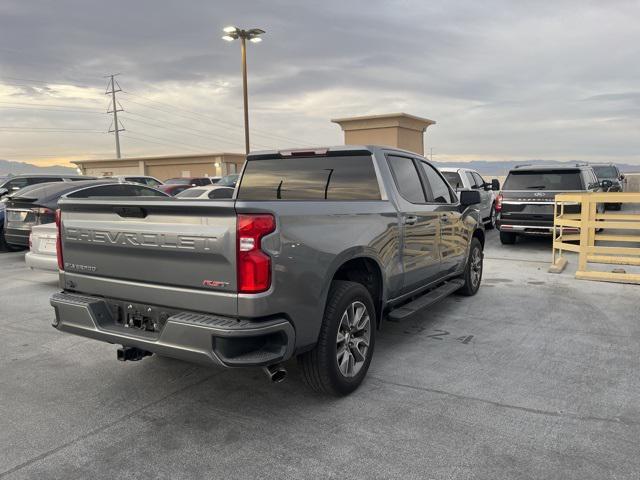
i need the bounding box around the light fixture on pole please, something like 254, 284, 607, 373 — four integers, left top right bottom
222, 26, 265, 154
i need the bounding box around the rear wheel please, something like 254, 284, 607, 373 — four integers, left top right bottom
298, 280, 376, 396
500, 231, 517, 245
485, 204, 496, 230
457, 238, 483, 296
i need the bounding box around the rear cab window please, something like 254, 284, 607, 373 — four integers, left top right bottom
502, 170, 584, 190
237, 155, 381, 200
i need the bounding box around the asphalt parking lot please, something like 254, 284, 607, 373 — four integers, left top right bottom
1, 229, 639, 480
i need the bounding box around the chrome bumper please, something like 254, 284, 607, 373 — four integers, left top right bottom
50, 292, 295, 367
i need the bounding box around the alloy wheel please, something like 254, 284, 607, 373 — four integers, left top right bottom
336, 301, 371, 378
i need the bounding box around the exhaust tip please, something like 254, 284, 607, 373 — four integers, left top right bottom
263, 364, 287, 383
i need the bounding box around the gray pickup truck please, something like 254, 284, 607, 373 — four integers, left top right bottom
50, 145, 485, 395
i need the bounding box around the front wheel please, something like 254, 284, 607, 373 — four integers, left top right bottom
457, 238, 483, 296
298, 280, 376, 396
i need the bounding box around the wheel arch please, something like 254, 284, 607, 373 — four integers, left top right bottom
324, 251, 386, 328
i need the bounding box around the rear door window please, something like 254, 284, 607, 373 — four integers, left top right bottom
238, 155, 381, 200
29, 177, 63, 185
502, 170, 584, 190
387, 155, 426, 204
209, 188, 234, 199
176, 189, 205, 198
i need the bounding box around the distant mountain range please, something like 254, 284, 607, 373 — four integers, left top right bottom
0, 159, 77, 176
433, 159, 640, 176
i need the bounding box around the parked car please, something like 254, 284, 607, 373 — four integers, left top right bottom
101, 175, 163, 187
25, 223, 57, 271
216, 173, 240, 187
175, 185, 235, 200
591, 163, 625, 210
496, 164, 604, 244
157, 184, 193, 196
163, 177, 216, 186
51, 145, 485, 395
0, 174, 92, 199
440, 167, 500, 229
3, 180, 168, 249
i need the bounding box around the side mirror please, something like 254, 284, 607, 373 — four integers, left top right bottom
620, 174, 625, 180
601, 179, 613, 189
0, 187, 8, 197
491, 179, 500, 191
459, 189, 481, 208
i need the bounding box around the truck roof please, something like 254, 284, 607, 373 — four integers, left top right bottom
246, 145, 428, 160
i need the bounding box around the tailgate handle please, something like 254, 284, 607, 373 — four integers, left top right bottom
114, 206, 147, 218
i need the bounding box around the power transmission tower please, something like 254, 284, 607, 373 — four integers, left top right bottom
105, 74, 125, 158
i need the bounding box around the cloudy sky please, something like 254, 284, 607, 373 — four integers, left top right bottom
1, 0, 639, 166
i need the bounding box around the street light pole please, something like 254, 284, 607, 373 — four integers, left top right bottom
222, 26, 265, 155
240, 35, 250, 154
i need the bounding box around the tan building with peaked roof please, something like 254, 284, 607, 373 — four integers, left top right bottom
332, 113, 435, 155
72, 152, 245, 181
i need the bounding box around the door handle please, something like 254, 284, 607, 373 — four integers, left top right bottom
404, 215, 418, 225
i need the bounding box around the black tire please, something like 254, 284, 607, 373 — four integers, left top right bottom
485, 204, 496, 230
298, 280, 376, 396
500, 231, 517, 245
457, 238, 483, 296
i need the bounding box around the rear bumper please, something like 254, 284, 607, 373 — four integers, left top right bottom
497, 221, 579, 236
50, 292, 295, 367
25, 252, 58, 271
5, 228, 29, 246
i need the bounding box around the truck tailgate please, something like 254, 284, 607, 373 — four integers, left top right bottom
58, 198, 238, 313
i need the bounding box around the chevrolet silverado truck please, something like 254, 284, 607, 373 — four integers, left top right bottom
50, 146, 485, 395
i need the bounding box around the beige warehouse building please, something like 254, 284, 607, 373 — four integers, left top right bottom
72, 113, 439, 181
72, 152, 246, 181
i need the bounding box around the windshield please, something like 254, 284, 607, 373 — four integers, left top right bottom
164, 178, 190, 185
592, 166, 618, 179
176, 189, 205, 198
441, 171, 463, 189
503, 170, 583, 190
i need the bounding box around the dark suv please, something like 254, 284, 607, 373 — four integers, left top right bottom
0, 174, 90, 199
591, 163, 625, 210
496, 164, 604, 244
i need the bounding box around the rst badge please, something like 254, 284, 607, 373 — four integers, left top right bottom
202, 280, 230, 288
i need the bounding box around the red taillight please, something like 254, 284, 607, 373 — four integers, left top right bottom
55, 209, 63, 270
495, 194, 503, 212
237, 214, 275, 293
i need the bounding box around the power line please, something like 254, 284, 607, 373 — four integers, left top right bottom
122, 91, 316, 147
122, 111, 271, 149
122, 131, 211, 153
0, 101, 101, 111
0, 106, 104, 114
105, 74, 125, 158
